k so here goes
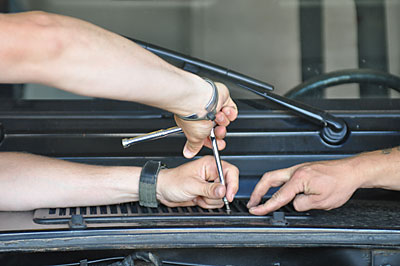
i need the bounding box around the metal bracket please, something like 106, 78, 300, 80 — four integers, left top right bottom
270, 211, 289, 226
68, 214, 87, 230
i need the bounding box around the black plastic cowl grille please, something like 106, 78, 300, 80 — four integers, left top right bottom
33, 199, 309, 227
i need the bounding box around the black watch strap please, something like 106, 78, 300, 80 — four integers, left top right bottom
139, 160, 162, 208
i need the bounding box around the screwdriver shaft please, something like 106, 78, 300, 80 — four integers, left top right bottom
210, 128, 231, 214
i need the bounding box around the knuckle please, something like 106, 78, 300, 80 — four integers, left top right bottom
202, 186, 212, 198
292, 165, 314, 180
231, 164, 240, 175
205, 184, 219, 199
261, 171, 273, 181
29, 11, 54, 27
204, 155, 214, 162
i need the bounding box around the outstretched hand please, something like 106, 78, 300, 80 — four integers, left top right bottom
247, 157, 362, 215
175, 82, 237, 159
156, 156, 239, 209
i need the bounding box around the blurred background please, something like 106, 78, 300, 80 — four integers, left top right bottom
1, 0, 400, 99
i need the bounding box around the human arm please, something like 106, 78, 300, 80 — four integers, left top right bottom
0, 153, 239, 211
0, 11, 237, 158
247, 147, 400, 215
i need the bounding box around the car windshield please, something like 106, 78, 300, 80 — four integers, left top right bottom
2, 0, 400, 102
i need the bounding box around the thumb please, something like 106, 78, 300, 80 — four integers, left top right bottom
196, 182, 226, 199
183, 140, 203, 159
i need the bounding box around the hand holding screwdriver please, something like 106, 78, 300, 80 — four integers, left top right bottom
122, 126, 232, 213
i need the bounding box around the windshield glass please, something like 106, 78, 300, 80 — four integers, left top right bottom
3, 0, 400, 101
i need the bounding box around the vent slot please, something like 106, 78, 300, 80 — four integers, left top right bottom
33, 199, 309, 225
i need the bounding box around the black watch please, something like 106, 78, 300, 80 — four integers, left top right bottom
139, 160, 166, 208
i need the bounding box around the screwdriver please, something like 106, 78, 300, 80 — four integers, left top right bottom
209, 127, 231, 214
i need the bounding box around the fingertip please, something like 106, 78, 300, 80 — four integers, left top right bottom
216, 139, 226, 150
249, 206, 259, 215
229, 192, 237, 203
247, 196, 261, 209
183, 146, 195, 158
183, 148, 195, 159
223, 106, 238, 121
215, 113, 230, 126
249, 204, 272, 216
183, 140, 203, 158
224, 168, 239, 203
227, 183, 238, 202
215, 113, 224, 124
214, 125, 227, 138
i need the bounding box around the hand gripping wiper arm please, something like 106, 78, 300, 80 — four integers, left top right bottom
126, 37, 348, 145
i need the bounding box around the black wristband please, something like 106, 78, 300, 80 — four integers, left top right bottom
139, 160, 164, 208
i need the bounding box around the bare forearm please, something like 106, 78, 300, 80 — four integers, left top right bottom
0, 153, 239, 212
0, 152, 140, 211
248, 146, 400, 215
356, 147, 400, 190
0, 11, 211, 116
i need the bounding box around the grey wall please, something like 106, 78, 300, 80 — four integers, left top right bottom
13, 0, 400, 99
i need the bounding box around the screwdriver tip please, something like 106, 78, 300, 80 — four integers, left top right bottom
223, 197, 231, 214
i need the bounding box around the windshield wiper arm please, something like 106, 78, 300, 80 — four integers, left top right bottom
242, 85, 348, 145
127, 37, 348, 145
127, 38, 274, 92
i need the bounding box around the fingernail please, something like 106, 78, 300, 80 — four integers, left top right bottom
247, 199, 255, 208
249, 207, 256, 212
229, 193, 235, 202
216, 116, 223, 123
226, 110, 231, 116
183, 147, 194, 158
